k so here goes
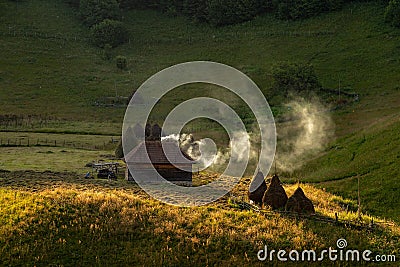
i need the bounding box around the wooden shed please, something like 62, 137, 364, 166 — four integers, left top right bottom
125, 140, 193, 186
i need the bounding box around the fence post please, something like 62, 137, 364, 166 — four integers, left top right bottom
27, 138, 30, 147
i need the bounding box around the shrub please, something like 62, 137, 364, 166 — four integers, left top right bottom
117, 0, 271, 25
385, 0, 400, 27
80, 0, 121, 26
116, 55, 128, 70
207, 0, 263, 26
271, 62, 321, 96
115, 140, 124, 158
91, 19, 129, 48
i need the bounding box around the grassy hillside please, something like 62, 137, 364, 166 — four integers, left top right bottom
1, 0, 400, 265
0, 171, 399, 266
1, 0, 399, 124
294, 114, 400, 222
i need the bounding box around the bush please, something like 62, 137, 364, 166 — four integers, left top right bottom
271, 62, 321, 96
116, 55, 128, 70
115, 140, 124, 158
385, 0, 400, 27
91, 19, 129, 48
80, 0, 121, 26
207, 0, 263, 26
117, 0, 269, 25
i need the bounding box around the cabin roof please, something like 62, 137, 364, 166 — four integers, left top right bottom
125, 141, 194, 165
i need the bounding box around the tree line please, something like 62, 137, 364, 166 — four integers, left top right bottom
60, 0, 400, 51
65, 0, 400, 27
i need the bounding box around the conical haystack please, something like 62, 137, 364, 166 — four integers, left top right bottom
286, 187, 315, 214
248, 171, 267, 206
262, 175, 288, 210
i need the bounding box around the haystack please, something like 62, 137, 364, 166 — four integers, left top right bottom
285, 187, 315, 214
248, 171, 267, 206
262, 175, 288, 210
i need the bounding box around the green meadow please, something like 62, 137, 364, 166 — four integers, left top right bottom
0, 0, 399, 265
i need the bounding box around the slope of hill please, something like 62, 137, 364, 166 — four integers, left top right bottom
296, 113, 400, 222
1, 0, 399, 123
0, 0, 400, 264
0, 171, 399, 266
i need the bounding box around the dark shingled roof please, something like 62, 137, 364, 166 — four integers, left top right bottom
125, 141, 194, 164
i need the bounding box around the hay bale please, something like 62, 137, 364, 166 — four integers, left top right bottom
248, 171, 267, 205
262, 175, 288, 210
286, 187, 315, 214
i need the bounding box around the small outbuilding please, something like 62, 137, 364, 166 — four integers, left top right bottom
125, 140, 194, 186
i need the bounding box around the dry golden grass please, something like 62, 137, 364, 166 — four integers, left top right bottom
0, 171, 399, 266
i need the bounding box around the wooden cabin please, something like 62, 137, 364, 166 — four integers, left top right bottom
125, 140, 193, 186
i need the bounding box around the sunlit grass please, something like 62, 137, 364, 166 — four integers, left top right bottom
1, 171, 398, 266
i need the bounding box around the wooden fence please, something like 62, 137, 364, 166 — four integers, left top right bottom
0, 137, 118, 151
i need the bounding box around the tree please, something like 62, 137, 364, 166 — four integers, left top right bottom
271, 62, 321, 96
80, 0, 121, 26
91, 19, 129, 48
385, 0, 400, 28
207, 0, 261, 26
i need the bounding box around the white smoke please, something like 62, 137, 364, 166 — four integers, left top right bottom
162, 131, 257, 171
276, 97, 334, 173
